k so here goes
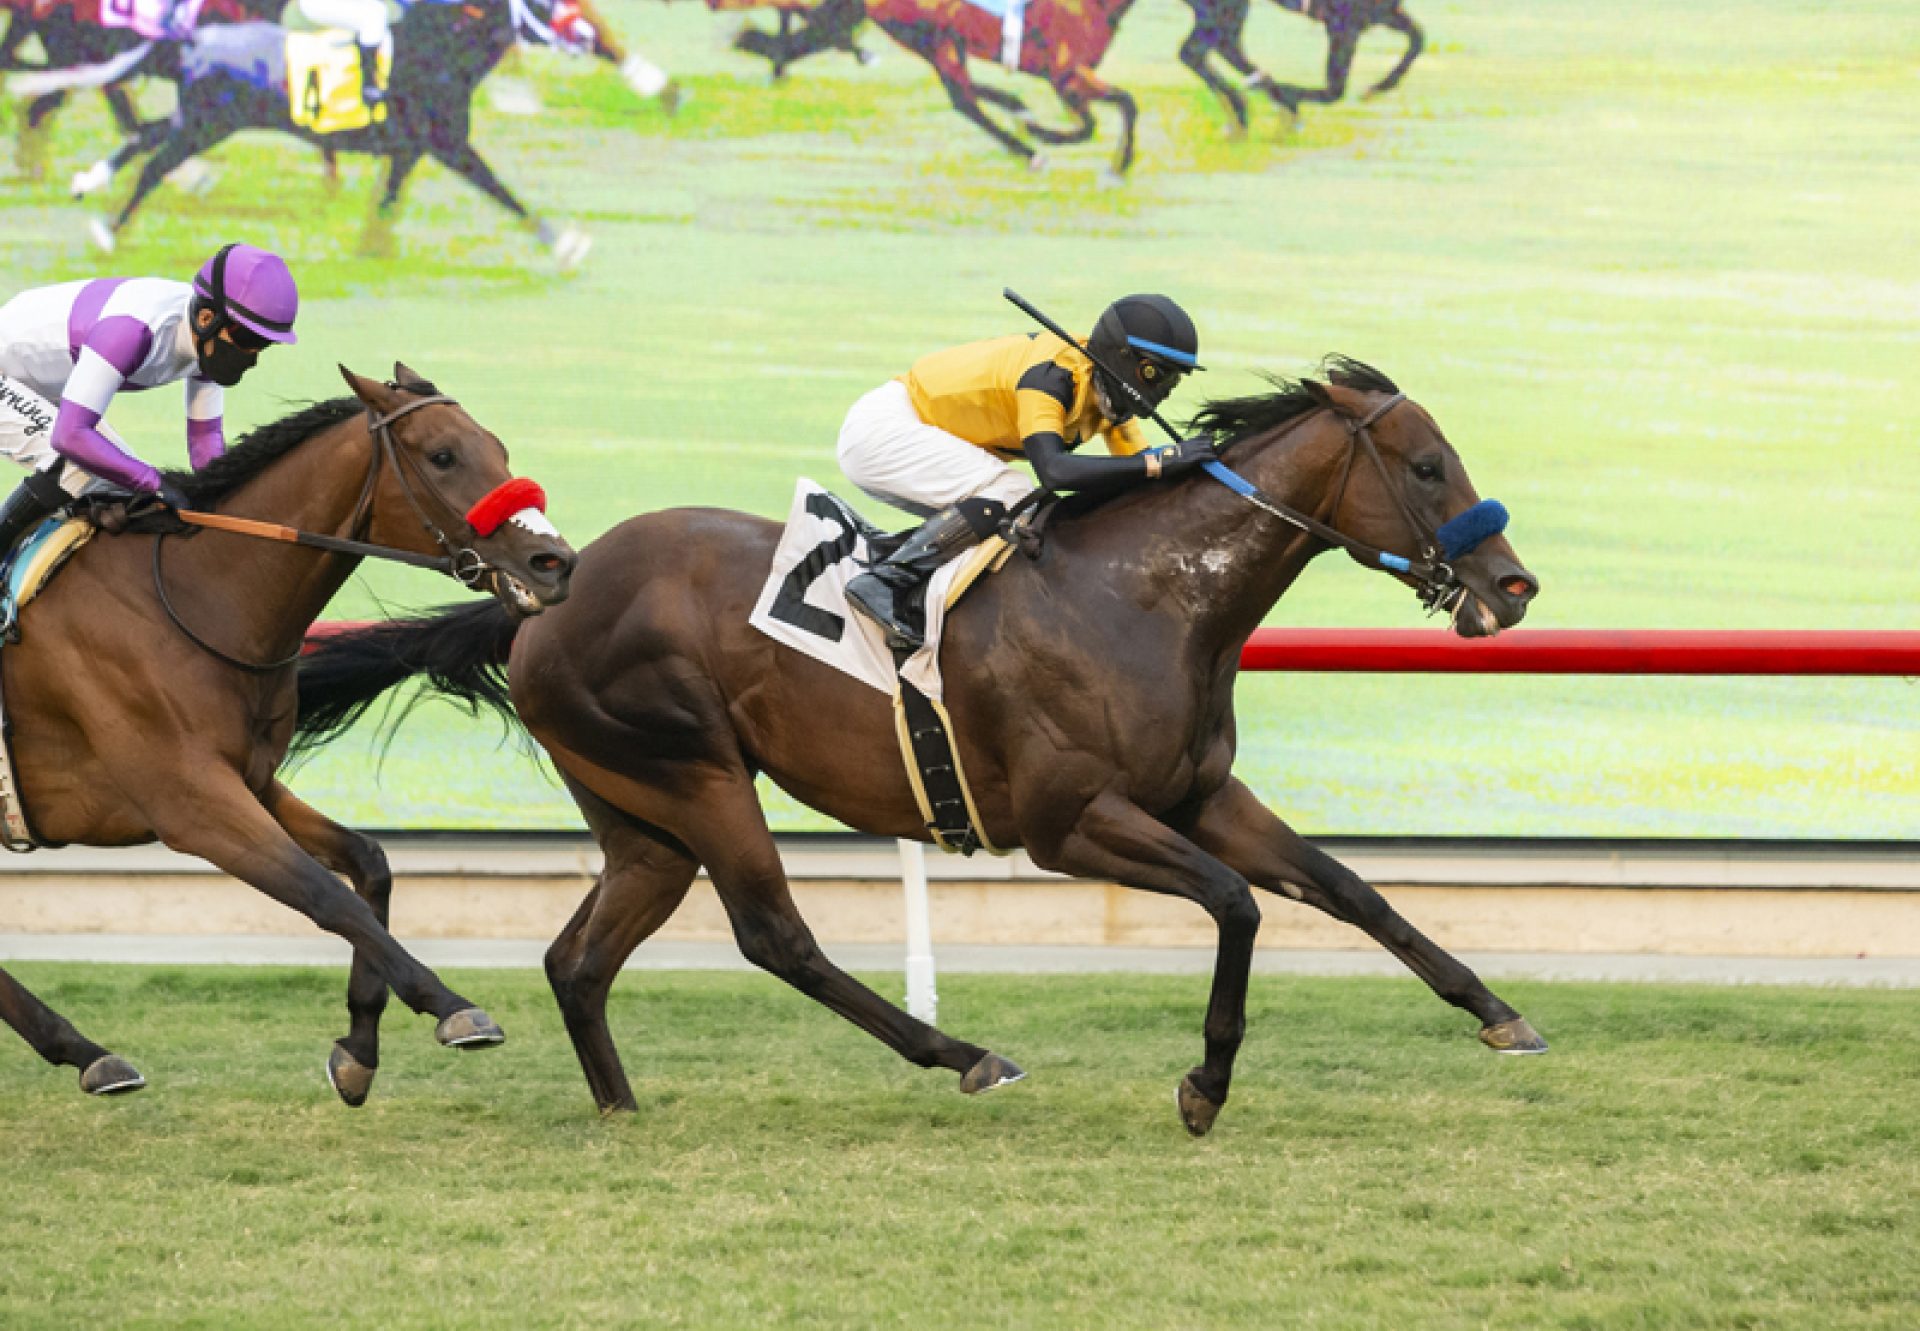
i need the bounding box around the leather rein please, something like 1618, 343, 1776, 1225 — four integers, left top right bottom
153, 393, 497, 674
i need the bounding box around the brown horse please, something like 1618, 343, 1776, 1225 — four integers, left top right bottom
294, 359, 1544, 1135
866, 0, 1142, 177
0, 365, 575, 1098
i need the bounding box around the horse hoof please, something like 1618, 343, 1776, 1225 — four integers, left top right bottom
326, 1043, 377, 1107
551, 226, 592, 271
435, 1008, 505, 1049
80, 1054, 146, 1097
87, 217, 116, 255
70, 160, 111, 199
959, 1052, 1025, 1095
1176, 1074, 1221, 1137
1479, 1017, 1549, 1055
1097, 167, 1125, 190
659, 80, 686, 116
1026, 152, 1050, 175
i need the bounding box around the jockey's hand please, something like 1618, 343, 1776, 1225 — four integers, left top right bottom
1152, 436, 1218, 479
148, 481, 192, 514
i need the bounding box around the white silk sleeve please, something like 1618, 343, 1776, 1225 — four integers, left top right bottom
184, 376, 224, 423
62, 348, 129, 416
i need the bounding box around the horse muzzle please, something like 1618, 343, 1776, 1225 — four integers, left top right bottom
1448, 558, 1539, 639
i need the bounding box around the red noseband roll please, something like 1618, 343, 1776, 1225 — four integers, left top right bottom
467, 477, 548, 537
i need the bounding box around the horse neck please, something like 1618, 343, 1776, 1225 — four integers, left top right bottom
1065, 412, 1348, 656
169, 421, 374, 659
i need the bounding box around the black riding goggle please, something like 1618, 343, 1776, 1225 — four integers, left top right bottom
1136, 355, 1186, 403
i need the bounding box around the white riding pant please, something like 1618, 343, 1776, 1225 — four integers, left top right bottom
298, 0, 389, 47
0, 376, 106, 496
837, 380, 1033, 519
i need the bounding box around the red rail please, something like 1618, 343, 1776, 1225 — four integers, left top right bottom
307, 623, 1920, 676
1239, 630, 1920, 676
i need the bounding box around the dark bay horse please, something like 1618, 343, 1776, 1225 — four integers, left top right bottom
0, 366, 576, 1098
293, 360, 1544, 1134
42, 0, 589, 263
866, 0, 1143, 177
1180, 0, 1425, 130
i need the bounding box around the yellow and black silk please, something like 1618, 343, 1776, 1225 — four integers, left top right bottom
900, 332, 1152, 461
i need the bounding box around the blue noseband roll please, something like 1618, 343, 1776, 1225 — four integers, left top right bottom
1437, 499, 1509, 562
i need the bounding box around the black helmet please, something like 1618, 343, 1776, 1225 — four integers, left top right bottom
1086, 293, 1203, 420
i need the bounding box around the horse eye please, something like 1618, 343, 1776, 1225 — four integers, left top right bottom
429, 449, 456, 470
1413, 460, 1442, 482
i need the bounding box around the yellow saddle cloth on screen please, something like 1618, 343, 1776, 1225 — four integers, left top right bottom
286, 30, 390, 134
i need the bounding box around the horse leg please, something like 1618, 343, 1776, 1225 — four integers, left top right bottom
72, 113, 172, 200
682, 772, 1012, 1093
974, 84, 1028, 114
0, 966, 144, 1096
107, 120, 227, 247
424, 135, 587, 267
103, 83, 141, 136
261, 783, 394, 1108
1179, 0, 1250, 131
149, 773, 504, 1050
1188, 778, 1545, 1054
1364, 7, 1422, 97
898, 31, 1042, 168
358, 145, 421, 257
1058, 68, 1137, 178
542, 779, 699, 1113
1262, 18, 1358, 114
1022, 85, 1095, 146
1031, 791, 1260, 1137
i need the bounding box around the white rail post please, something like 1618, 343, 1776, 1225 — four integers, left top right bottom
898, 838, 937, 1022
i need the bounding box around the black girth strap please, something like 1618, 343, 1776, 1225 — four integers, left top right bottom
895, 678, 991, 857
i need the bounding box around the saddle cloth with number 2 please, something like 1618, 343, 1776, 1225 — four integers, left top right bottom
748, 479, 1009, 703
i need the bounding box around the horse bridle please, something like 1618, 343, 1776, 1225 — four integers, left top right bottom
155, 391, 515, 673
1200, 393, 1468, 615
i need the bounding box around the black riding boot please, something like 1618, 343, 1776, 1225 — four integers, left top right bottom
358, 43, 385, 109
0, 469, 67, 560
846, 498, 1004, 653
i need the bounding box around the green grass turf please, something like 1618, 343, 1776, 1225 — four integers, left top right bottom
0, 0, 1915, 835
1, 965, 1916, 1327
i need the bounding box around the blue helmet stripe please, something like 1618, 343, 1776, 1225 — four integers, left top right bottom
1125, 336, 1198, 367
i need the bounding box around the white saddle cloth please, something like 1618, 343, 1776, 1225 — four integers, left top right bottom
748, 480, 977, 703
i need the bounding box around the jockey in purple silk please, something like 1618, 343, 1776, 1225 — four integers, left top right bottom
0, 242, 298, 551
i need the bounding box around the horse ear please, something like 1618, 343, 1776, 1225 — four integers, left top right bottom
339, 365, 399, 412
393, 362, 432, 392
1302, 378, 1370, 420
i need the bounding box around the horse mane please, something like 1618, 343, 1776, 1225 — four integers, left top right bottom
1186, 356, 1399, 447
163, 373, 444, 505
1048, 356, 1399, 523
164, 398, 365, 505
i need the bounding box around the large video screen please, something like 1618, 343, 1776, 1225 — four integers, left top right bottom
2, 0, 1912, 837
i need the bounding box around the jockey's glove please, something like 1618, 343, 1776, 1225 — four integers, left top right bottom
1154, 436, 1218, 479
152, 481, 192, 514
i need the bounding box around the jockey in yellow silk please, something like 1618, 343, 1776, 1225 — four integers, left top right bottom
839, 294, 1215, 650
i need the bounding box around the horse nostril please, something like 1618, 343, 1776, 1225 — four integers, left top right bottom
1502, 573, 1538, 601
531, 552, 567, 577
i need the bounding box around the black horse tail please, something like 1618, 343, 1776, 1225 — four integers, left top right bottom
291, 601, 522, 757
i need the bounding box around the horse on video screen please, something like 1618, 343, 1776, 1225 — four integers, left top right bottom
867, 0, 1144, 178
717, 0, 874, 82
0, 367, 575, 1099
293, 359, 1547, 1133
39, 0, 593, 264
1, 0, 272, 178
1179, 0, 1424, 131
